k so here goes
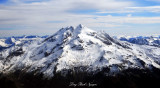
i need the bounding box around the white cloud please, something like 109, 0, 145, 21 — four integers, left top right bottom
8, 0, 133, 10
97, 6, 160, 13
127, 6, 160, 13
0, 0, 160, 36
0, 0, 134, 27
146, 0, 160, 2
127, 14, 132, 17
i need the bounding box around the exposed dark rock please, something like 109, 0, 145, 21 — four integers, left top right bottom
7, 48, 24, 58
44, 52, 50, 57
0, 68, 160, 88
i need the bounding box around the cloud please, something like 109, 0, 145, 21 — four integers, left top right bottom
146, 0, 160, 2
127, 14, 132, 17
8, 0, 133, 10
0, 0, 134, 26
97, 6, 160, 13
127, 6, 160, 13
0, 0, 160, 36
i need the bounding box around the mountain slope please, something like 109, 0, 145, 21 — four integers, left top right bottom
0, 24, 160, 78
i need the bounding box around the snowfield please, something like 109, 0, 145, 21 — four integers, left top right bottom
0, 24, 160, 78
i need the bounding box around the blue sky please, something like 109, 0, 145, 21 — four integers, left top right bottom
0, 0, 7, 3
0, 0, 160, 37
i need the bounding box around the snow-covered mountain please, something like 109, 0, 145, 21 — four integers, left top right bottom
0, 37, 15, 48
117, 36, 160, 47
0, 24, 160, 78
0, 35, 48, 51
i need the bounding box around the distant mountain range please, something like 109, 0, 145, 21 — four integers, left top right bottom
116, 35, 160, 47
0, 35, 49, 51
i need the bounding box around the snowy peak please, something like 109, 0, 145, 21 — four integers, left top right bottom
64, 24, 94, 35
43, 24, 96, 45
78, 24, 83, 28
74, 24, 94, 34
5, 37, 16, 44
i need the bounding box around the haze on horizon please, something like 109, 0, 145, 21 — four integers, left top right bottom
0, 0, 160, 37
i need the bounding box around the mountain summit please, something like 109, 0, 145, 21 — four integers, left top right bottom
0, 25, 160, 78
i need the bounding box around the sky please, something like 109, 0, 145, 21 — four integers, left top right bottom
0, 0, 160, 37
